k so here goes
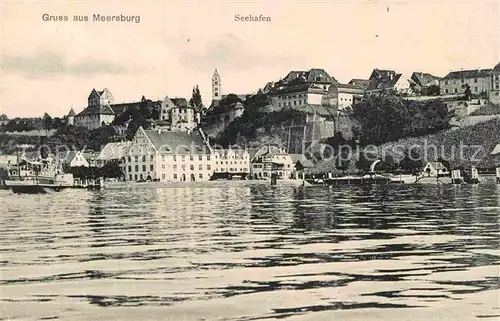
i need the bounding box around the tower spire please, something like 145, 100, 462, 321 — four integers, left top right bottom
212, 68, 221, 101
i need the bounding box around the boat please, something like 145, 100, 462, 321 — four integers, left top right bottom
5, 156, 74, 194
5, 153, 104, 194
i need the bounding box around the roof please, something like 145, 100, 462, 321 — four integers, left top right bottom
75, 105, 115, 117
213, 68, 220, 79
289, 154, 314, 167
442, 69, 492, 80
98, 142, 131, 160
143, 129, 208, 154
491, 144, 500, 155
411, 72, 441, 87
335, 83, 366, 94
425, 162, 447, 170
213, 148, 249, 157
67, 108, 76, 117
366, 69, 403, 92
282, 69, 338, 85
491, 62, 500, 73
348, 79, 371, 90
306, 104, 335, 117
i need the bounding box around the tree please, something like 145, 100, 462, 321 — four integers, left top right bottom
463, 84, 472, 101
189, 85, 203, 109
43, 113, 53, 133
400, 148, 424, 173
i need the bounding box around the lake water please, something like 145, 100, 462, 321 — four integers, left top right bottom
1, 180, 499, 321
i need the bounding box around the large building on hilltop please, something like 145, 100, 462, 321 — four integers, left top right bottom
155, 96, 200, 132
267, 69, 338, 108
439, 68, 491, 97
489, 63, 500, 105
74, 88, 161, 130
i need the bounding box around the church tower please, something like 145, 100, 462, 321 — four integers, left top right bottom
212, 68, 221, 101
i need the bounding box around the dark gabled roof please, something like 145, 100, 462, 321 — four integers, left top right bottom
348, 79, 371, 90
410, 72, 441, 87
366, 69, 403, 91
143, 129, 208, 154
67, 108, 76, 117
442, 69, 492, 80
282, 69, 338, 85
75, 105, 116, 117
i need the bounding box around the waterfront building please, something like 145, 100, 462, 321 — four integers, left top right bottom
422, 162, 449, 177
58, 151, 90, 168
489, 63, 500, 105
364, 69, 411, 96
125, 127, 213, 182
250, 145, 299, 179
156, 96, 200, 132
439, 69, 491, 97
213, 148, 250, 176
96, 141, 131, 173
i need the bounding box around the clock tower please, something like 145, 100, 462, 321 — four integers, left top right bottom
212, 69, 221, 101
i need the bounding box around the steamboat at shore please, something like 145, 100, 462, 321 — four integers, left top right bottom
5, 155, 103, 194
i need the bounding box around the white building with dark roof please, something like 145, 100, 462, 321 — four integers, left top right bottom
125, 127, 213, 182
156, 96, 200, 132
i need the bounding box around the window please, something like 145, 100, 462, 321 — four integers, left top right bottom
182, 165, 186, 171
129, 175, 132, 181
190, 165, 194, 170
444, 80, 448, 85
174, 174, 177, 179
128, 156, 131, 162
135, 165, 139, 172
142, 156, 146, 162
173, 155, 177, 161
161, 155, 165, 161
496, 84, 500, 90
142, 165, 146, 172
207, 155, 210, 161
173, 164, 177, 171
128, 165, 132, 172
216, 161, 218, 164
199, 164, 203, 170
190, 155, 194, 161
198, 155, 202, 161
135, 156, 138, 162
445, 89, 449, 94
134, 174, 138, 180
474, 78, 478, 83
181, 155, 185, 161
474, 87, 478, 92
207, 165, 211, 171
150, 155, 154, 161
140, 174, 143, 180
453, 88, 458, 93
150, 165, 154, 171
162, 174, 165, 179
199, 174, 203, 179
161, 164, 165, 169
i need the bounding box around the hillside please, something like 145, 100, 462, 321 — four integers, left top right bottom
378, 118, 500, 169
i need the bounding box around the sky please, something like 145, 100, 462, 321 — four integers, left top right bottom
1, 0, 499, 118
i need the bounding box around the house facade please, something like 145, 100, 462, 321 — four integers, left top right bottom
250, 145, 297, 179
125, 127, 213, 182
422, 162, 449, 177
489, 63, 500, 105
213, 148, 250, 174
409, 72, 441, 94
156, 96, 200, 132
322, 84, 365, 110
439, 69, 491, 97
491, 144, 500, 165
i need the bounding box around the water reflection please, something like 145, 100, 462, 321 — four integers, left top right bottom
0, 182, 499, 320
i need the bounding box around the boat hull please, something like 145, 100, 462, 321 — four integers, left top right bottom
5, 180, 69, 194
